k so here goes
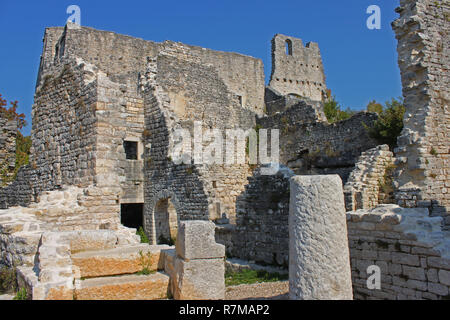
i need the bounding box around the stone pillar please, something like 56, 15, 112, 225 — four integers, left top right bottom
289, 175, 353, 300
173, 221, 225, 300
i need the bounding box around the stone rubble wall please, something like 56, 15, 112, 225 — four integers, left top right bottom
348, 205, 450, 300
257, 102, 379, 183
0, 115, 17, 183
269, 34, 327, 101
392, 0, 450, 223
215, 166, 293, 267
31, 59, 98, 192
344, 145, 395, 211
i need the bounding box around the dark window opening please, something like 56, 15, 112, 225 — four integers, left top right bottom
124, 141, 138, 160
285, 39, 293, 56
121, 203, 143, 229
237, 95, 243, 106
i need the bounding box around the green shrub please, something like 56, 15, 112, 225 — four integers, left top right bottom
324, 95, 355, 123
137, 227, 149, 244
13, 288, 28, 300
138, 250, 155, 275
364, 98, 405, 150
0, 268, 18, 294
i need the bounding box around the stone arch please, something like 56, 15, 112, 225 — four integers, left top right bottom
146, 189, 183, 245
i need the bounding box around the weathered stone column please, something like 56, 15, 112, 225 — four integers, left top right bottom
289, 175, 353, 300
173, 221, 225, 300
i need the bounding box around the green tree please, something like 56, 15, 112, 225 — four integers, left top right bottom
0, 94, 27, 129
324, 94, 355, 123
366, 100, 384, 114
365, 97, 405, 150
0, 94, 31, 185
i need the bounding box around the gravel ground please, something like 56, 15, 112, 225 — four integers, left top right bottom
225, 281, 289, 300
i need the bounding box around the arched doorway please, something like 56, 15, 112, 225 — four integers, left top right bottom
154, 197, 178, 245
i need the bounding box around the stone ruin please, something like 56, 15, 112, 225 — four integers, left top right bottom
0, 0, 448, 300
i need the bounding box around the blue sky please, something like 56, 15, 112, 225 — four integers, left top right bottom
0, 0, 401, 135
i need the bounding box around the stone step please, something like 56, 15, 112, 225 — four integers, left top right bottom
71, 244, 173, 278
74, 272, 170, 300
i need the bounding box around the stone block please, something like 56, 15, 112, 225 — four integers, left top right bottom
176, 221, 225, 260
74, 273, 169, 300
438, 269, 450, 286
173, 258, 225, 300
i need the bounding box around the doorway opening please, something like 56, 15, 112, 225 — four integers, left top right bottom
154, 198, 178, 245
120, 203, 143, 229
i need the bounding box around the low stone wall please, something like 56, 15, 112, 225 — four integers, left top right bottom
347, 205, 450, 300
344, 145, 395, 211
0, 166, 34, 209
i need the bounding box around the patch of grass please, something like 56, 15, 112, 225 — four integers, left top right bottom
225, 269, 288, 287
137, 227, 149, 244
13, 287, 28, 300
138, 250, 154, 275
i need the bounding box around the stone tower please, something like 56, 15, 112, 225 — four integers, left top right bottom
269, 34, 327, 101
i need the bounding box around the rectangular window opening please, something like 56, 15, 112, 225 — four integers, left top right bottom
124, 140, 138, 160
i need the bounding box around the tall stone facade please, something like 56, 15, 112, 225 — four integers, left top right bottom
392, 0, 450, 224
269, 34, 327, 101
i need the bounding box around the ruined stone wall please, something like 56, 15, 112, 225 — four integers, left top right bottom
0, 115, 17, 183
218, 167, 292, 267
39, 24, 265, 115
348, 205, 450, 300
0, 166, 34, 208
141, 43, 256, 243
392, 0, 450, 223
31, 59, 98, 192
36, 27, 64, 87
257, 103, 379, 183
269, 34, 327, 101
344, 145, 395, 211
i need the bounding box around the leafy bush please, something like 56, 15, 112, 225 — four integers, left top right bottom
0, 267, 17, 294
13, 288, 28, 300
323, 94, 355, 123
364, 98, 405, 150
137, 227, 149, 244
0, 94, 26, 129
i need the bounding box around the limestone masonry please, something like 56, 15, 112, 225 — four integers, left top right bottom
0, 0, 448, 300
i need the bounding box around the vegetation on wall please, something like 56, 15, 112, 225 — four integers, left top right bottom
323, 90, 355, 123
0, 94, 31, 186
364, 97, 405, 150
